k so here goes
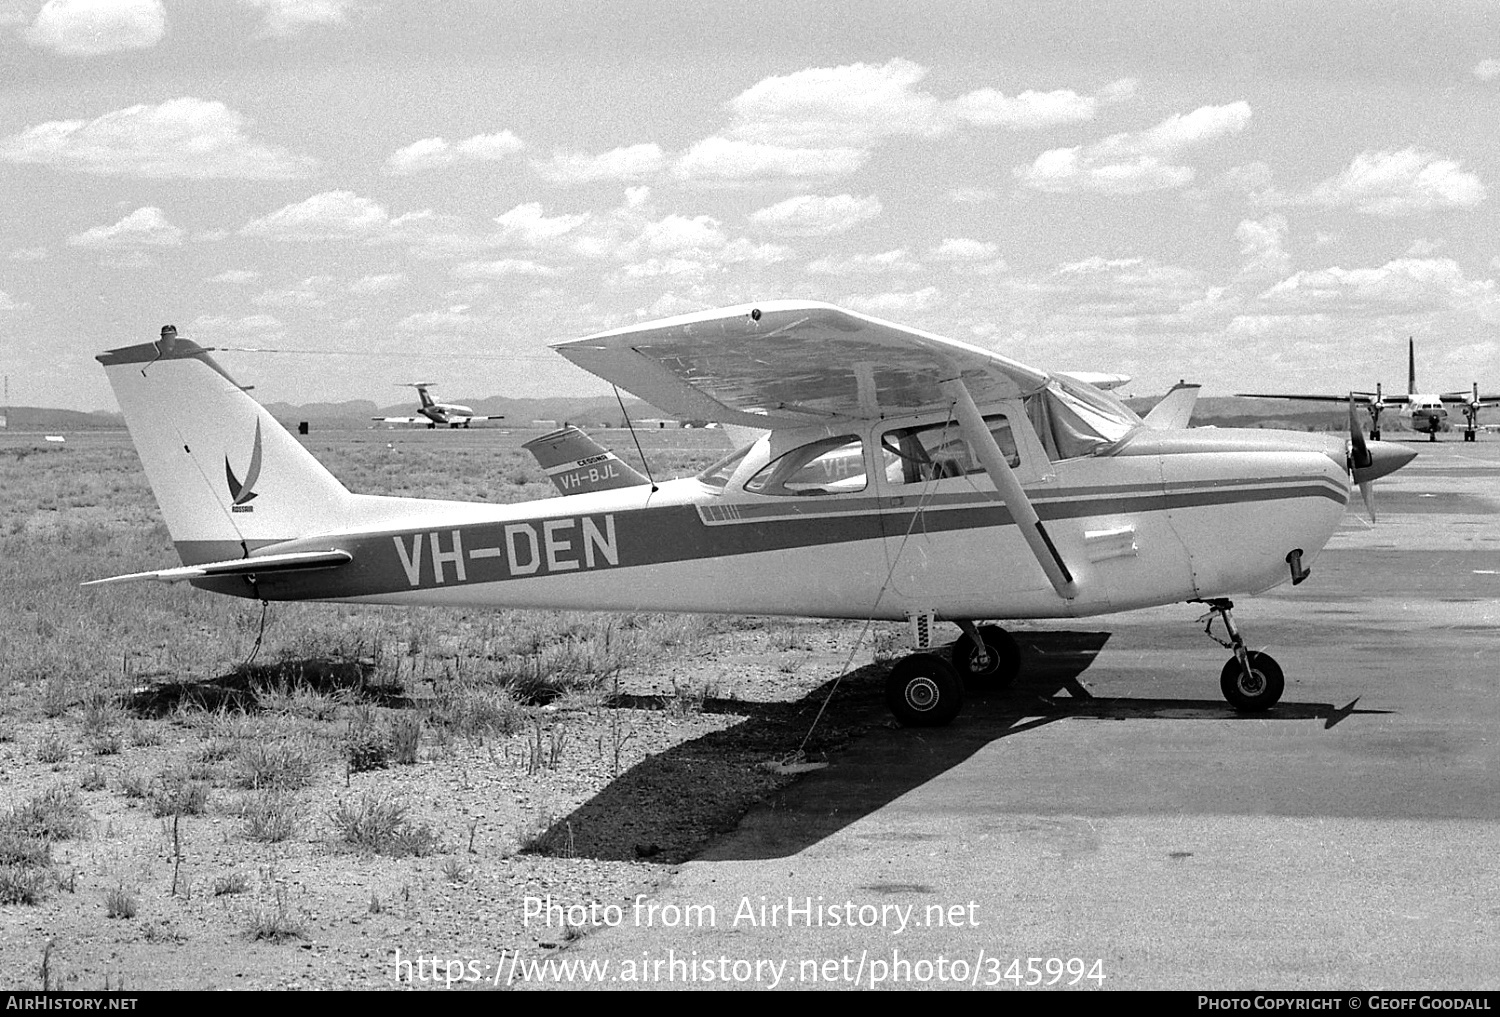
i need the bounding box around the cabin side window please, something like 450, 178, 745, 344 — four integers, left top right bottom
743, 436, 867, 496
880, 415, 1018, 485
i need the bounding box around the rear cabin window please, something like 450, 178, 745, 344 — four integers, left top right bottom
881, 415, 1018, 485
744, 436, 867, 496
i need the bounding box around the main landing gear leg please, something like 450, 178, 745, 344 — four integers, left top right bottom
1199, 598, 1284, 711
950, 621, 1022, 690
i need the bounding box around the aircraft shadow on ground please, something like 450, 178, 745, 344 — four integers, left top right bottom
123, 656, 412, 715
525, 631, 1387, 864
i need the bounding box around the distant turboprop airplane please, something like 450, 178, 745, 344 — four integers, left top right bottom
1239, 338, 1500, 442
373, 383, 503, 429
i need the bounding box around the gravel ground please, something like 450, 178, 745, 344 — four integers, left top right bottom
0, 618, 896, 990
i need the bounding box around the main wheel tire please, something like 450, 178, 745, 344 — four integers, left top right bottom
951, 625, 1021, 690
1219, 651, 1285, 711
886, 653, 965, 727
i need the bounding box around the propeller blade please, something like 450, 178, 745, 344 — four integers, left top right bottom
1360, 481, 1376, 522
1348, 397, 1372, 470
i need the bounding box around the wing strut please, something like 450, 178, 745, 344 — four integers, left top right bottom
941, 377, 1078, 600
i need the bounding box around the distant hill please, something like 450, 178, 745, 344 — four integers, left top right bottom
0, 406, 125, 431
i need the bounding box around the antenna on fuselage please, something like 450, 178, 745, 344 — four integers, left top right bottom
613, 386, 659, 494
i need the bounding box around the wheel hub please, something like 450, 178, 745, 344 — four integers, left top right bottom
903, 677, 940, 712
1237, 669, 1266, 696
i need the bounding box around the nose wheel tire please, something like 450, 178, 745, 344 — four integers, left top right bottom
951, 625, 1021, 690
1219, 651, 1284, 711
886, 653, 965, 727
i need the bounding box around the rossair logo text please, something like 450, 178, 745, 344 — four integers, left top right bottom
225, 421, 263, 513
392, 514, 619, 587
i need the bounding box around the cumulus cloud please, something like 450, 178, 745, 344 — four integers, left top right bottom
252, 277, 332, 308
207, 269, 260, 284
384, 131, 524, 175
0, 98, 317, 179
748, 194, 882, 236
1014, 101, 1252, 195
723, 58, 1122, 149
1474, 59, 1500, 81
68, 206, 182, 247
24, 0, 164, 56
1259, 258, 1500, 321
844, 287, 942, 315
672, 137, 867, 181
240, 191, 433, 240
348, 273, 407, 294
929, 238, 999, 262
806, 250, 921, 275
950, 88, 1098, 130
1293, 149, 1485, 216
532, 144, 665, 184
453, 259, 561, 279
189, 313, 284, 335
1236, 214, 1290, 278
241, 0, 354, 37
397, 308, 479, 332
493, 202, 589, 246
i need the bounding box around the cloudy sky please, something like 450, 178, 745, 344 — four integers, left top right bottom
2, 0, 1498, 411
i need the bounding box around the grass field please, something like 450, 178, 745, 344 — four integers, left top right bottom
0, 425, 887, 989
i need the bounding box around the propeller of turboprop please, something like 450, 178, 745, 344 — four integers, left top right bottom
1347, 396, 1417, 521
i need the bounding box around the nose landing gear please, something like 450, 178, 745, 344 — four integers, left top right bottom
1197, 598, 1284, 711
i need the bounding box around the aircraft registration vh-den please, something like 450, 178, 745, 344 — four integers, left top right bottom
89, 302, 1415, 726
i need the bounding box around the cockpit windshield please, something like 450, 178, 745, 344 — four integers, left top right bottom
696, 445, 751, 489
1025, 376, 1141, 460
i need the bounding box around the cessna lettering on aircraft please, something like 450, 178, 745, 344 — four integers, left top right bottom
1239, 338, 1500, 442
91, 306, 1414, 726
373, 383, 503, 429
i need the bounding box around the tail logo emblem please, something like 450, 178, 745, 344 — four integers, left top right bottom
225, 421, 263, 509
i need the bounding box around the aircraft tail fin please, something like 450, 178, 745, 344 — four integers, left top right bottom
522, 425, 651, 495
98, 326, 355, 565
1408, 338, 1416, 395
1142, 382, 1202, 429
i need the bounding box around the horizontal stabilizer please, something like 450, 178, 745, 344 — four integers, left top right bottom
1056, 371, 1130, 391
84, 549, 352, 587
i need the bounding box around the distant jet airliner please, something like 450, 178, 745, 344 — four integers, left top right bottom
1239, 338, 1500, 442
373, 383, 503, 429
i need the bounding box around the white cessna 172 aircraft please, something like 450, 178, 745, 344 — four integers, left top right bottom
90, 304, 1414, 726
1240, 338, 1500, 442
373, 382, 503, 429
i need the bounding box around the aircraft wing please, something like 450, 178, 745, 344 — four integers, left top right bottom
552, 300, 1050, 428
449, 415, 503, 423
373, 416, 429, 424
1439, 392, 1500, 405
1236, 392, 1413, 405
84, 549, 352, 587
